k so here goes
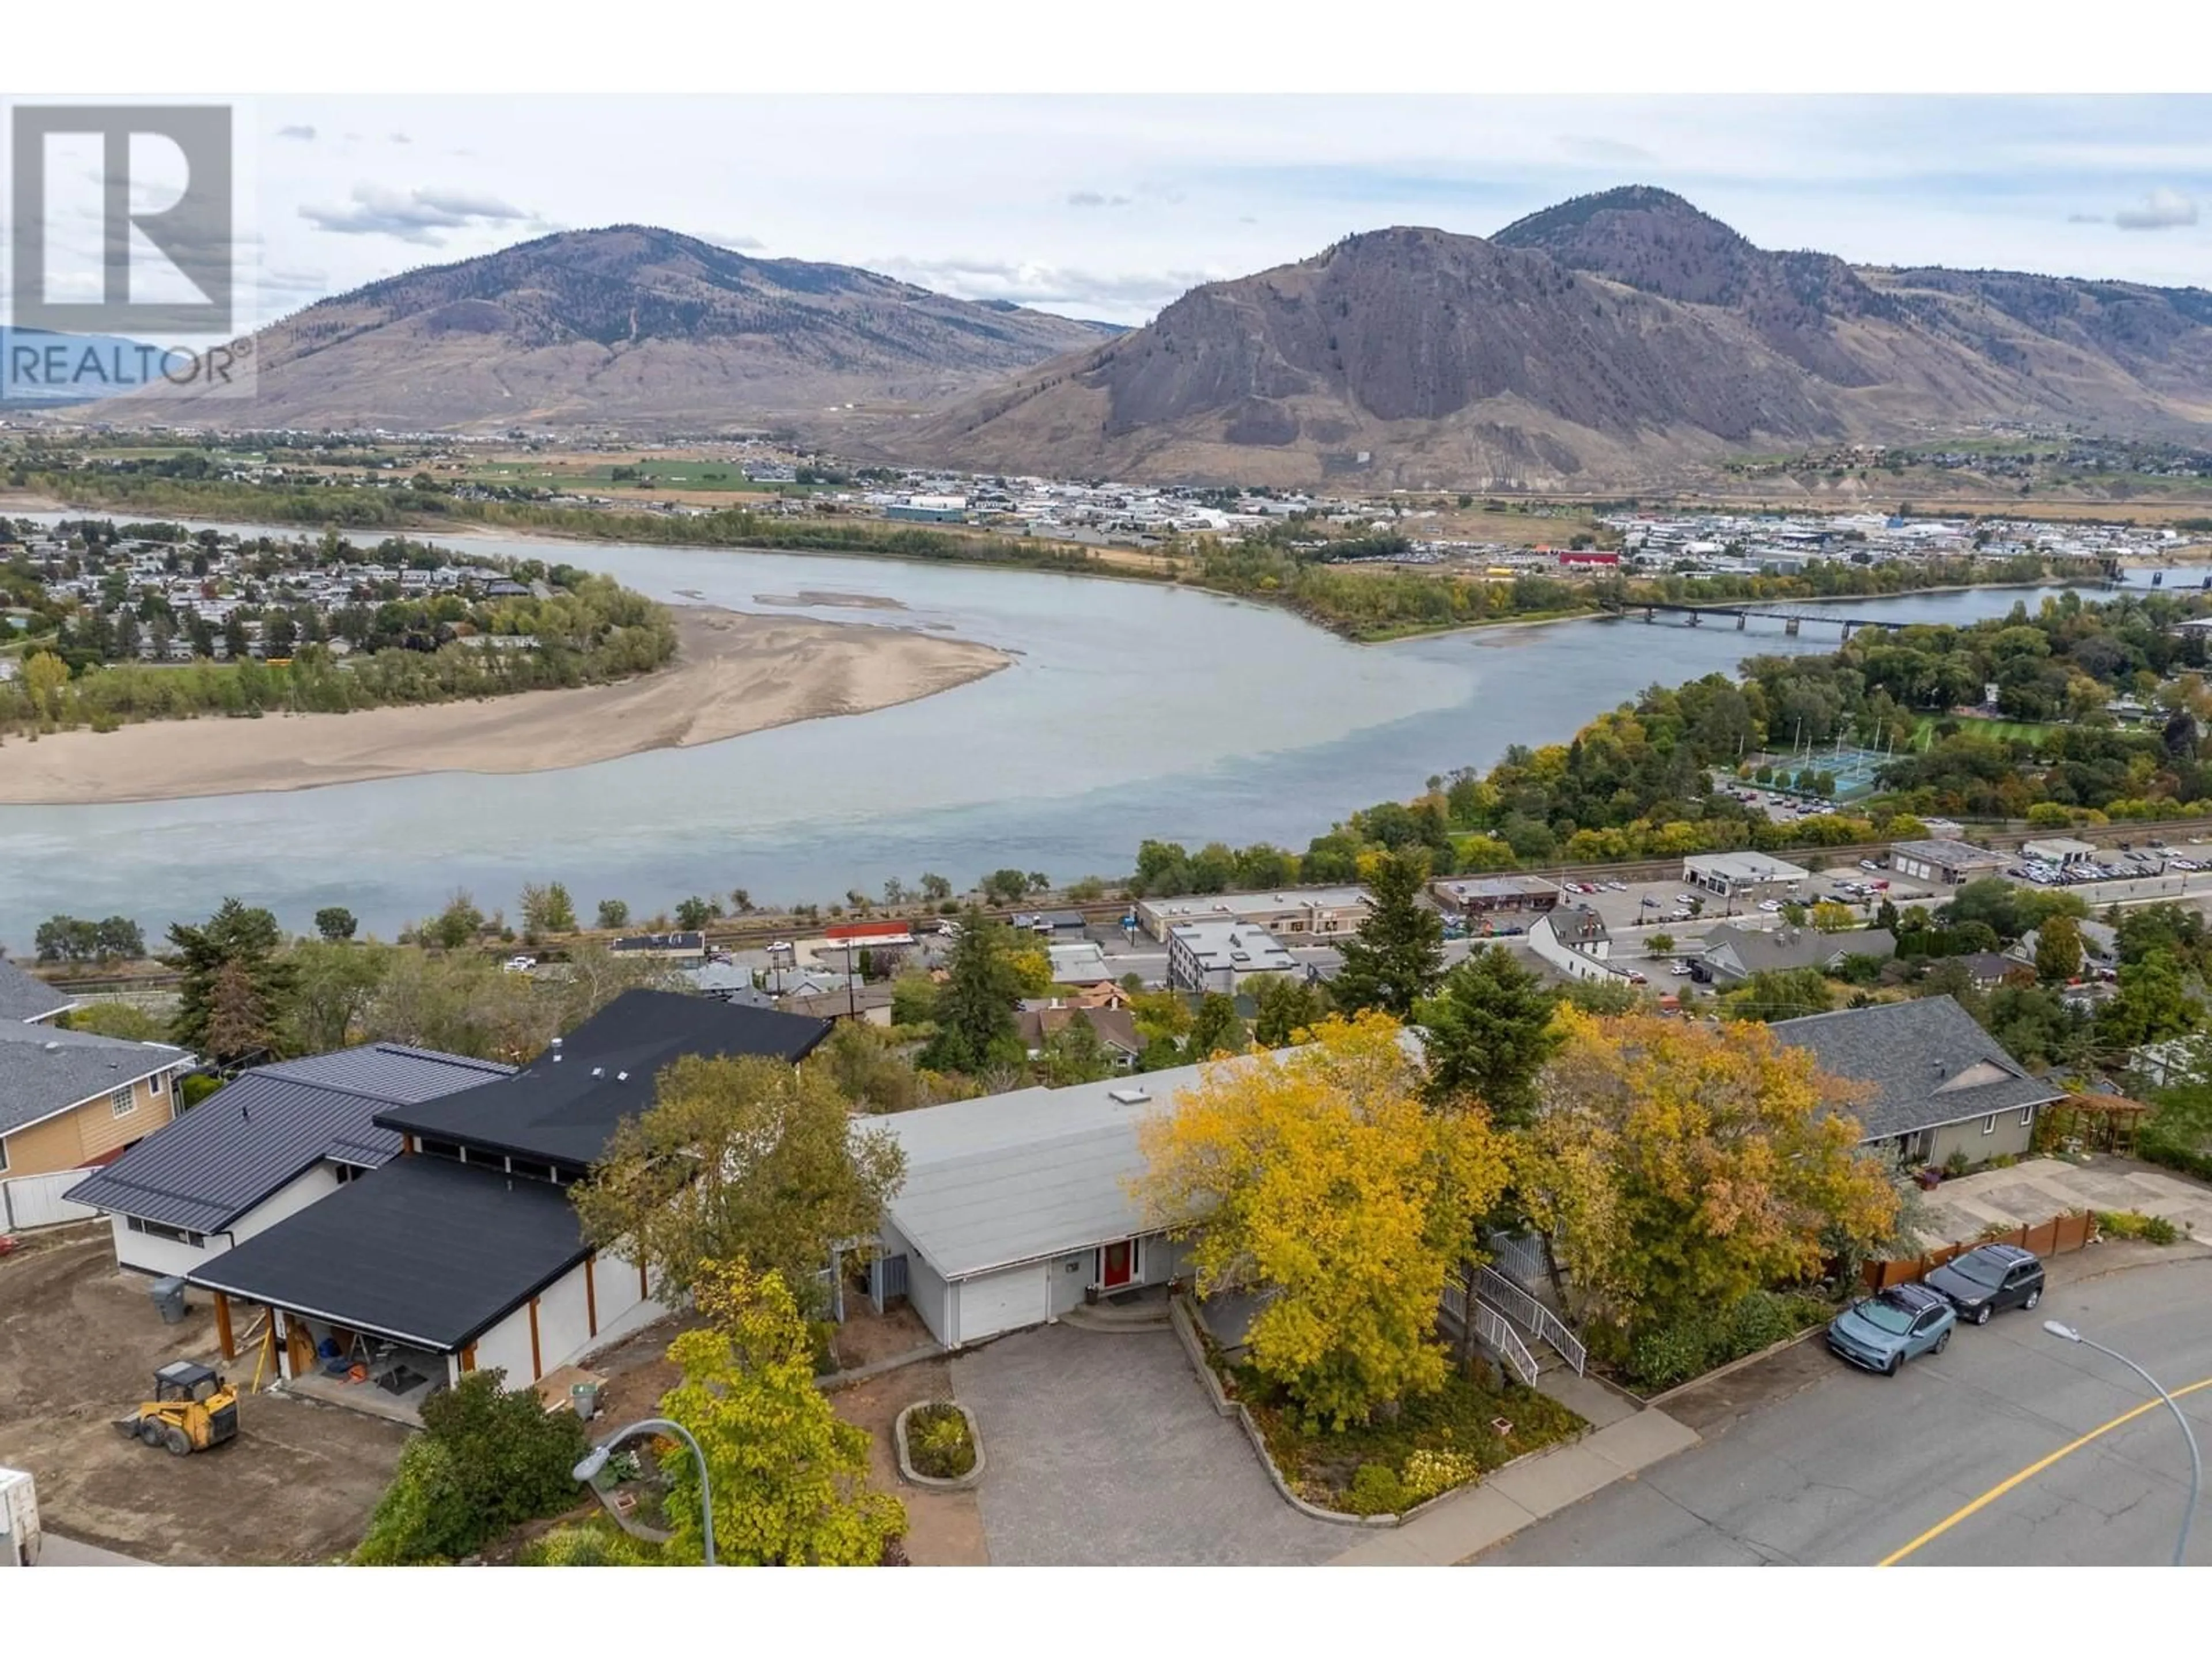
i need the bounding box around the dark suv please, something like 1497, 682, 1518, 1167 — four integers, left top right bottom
1923, 1243, 2045, 1325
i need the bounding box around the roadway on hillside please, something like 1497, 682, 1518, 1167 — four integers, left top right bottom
1475, 1251, 2212, 1567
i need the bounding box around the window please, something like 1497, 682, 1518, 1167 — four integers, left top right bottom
111, 1084, 137, 1116
0, 1136, 9, 1174
126, 1217, 204, 1248
1982, 1115, 1997, 1135
2021, 1105, 2035, 1126
419, 1138, 463, 1162
147, 1070, 165, 1096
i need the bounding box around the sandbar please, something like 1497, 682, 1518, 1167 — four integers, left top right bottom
0, 608, 1009, 806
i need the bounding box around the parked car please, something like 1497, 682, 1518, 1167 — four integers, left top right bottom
503, 955, 537, 974
1922, 1243, 2045, 1325
1859, 859, 1882, 872
1758, 899, 1784, 913
1827, 1284, 1957, 1375
1669, 960, 1693, 976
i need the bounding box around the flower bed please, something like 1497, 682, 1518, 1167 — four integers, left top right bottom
1233, 1363, 1584, 1517
893, 1399, 983, 1490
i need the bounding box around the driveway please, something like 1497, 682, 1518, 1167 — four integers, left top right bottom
1476, 1249, 2212, 1566
950, 1323, 1346, 1565
1916, 1154, 2212, 1247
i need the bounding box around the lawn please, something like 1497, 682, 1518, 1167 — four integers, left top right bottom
1910, 713, 2061, 747
1230, 1361, 1585, 1517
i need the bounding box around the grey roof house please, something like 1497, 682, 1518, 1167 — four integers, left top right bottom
67, 1043, 514, 1278
1772, 995, 2065, 1167
865, 1060, 1235, 1349
1699, 924, 1897, 984
0, 1020, 190, 1182
0, 956, 74, 1025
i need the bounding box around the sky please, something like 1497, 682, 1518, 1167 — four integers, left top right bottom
27, 95, 2212, 331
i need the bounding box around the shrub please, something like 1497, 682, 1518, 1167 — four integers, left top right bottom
906, 1402, 975, 1480
353, 1370, 589, 1565
517, 1520, 651, 1566
1990, 1153, 2018, 1169
1398, 1447, 1481, 1505
1942, 1149, 1971, 1178
1623, 1291, 1830, 1392
1345, 1463, 1408, 1516
2096, 1209, 2178, 1243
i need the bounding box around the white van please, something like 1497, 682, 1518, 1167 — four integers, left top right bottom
1, 1467, 39, 1566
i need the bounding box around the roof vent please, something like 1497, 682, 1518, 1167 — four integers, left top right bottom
591, 1066, 604, 1077
43, 1040, 60, 1052
1108, 1086, 1150, 1105
617, 1071, 629, 1082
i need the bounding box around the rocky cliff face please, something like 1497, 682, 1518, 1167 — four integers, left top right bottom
879, 188, 2212, 489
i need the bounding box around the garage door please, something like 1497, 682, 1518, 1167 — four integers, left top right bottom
956, 1264, 1049, 1345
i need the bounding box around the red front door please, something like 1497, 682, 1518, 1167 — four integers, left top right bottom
1100, 1240, 1134, 1290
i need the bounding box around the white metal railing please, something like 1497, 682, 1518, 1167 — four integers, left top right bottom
1474, 1264, 1588, 1377
1441, 1282, 1540, 1386
1487, 1229, 1550, 1290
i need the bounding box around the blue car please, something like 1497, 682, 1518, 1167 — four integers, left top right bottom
1827, 1283, 1956, 1376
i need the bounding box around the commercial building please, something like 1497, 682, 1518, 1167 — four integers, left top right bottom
1889, 839, 2009, 887
1166, 921, 1297, 993
1135, 886, 1370, 943
2021, 837, 2098, 868
1430, 874, 1561, 916
1681, 852, 1811, 898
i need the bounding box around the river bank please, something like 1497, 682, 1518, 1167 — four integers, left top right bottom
0, 607, 1009, 806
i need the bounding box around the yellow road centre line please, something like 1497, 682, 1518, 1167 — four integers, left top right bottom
1877, 1376, 2212, 1566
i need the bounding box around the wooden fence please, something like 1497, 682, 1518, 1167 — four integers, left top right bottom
1861, 1209, 2096, 1290
0, 1169, 101, 1232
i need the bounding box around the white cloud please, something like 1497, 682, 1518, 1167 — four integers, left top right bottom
1557, 134, 1656, 165
276, 124, 317, 142
2112, 187, 2198, 230
299, 184, 538, 245
1066, 190, 1132, 209
879, 254, 1210, 318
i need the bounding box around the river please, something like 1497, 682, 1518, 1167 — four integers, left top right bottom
0, 515, 2116, 945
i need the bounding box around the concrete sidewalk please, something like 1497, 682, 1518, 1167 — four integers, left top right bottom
1329, 1404, 1699, 1566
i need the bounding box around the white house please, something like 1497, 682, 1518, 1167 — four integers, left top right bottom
865, 1066, 1224, 1349
67, 1043, 514, 1281
184, 993, 831, 1419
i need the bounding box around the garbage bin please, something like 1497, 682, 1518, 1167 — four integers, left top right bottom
570, 1381, 602, 1423
149, 1277, 188, 1324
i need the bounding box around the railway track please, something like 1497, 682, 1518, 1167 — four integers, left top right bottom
34, 816, 2212, 997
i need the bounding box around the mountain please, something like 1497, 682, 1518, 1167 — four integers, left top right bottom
881, 188, 2212, 489
132, 226, 1121, 431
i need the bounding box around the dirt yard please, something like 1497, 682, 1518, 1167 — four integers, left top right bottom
0, 1226, 408, 1564
832, 1357, 987, 1566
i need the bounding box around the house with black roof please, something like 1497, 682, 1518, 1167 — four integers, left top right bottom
186, 991, 830, 1419
66, 1043, 513, 1287
1771, 995, 2066, 1168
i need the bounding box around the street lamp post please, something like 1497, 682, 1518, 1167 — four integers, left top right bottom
574, 1416, 717, 1565
2041, 1320, 2200, 1566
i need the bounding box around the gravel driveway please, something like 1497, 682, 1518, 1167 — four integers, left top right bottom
950, 1323, 1346, 1566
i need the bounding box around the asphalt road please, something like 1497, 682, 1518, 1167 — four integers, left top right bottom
1476, 1252, 2212, 1567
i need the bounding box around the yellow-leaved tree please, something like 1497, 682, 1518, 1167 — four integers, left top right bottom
1131, 1010, 1509, 1430
657, 1262, 906, 1566
1516, 1007, 1897, 1343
